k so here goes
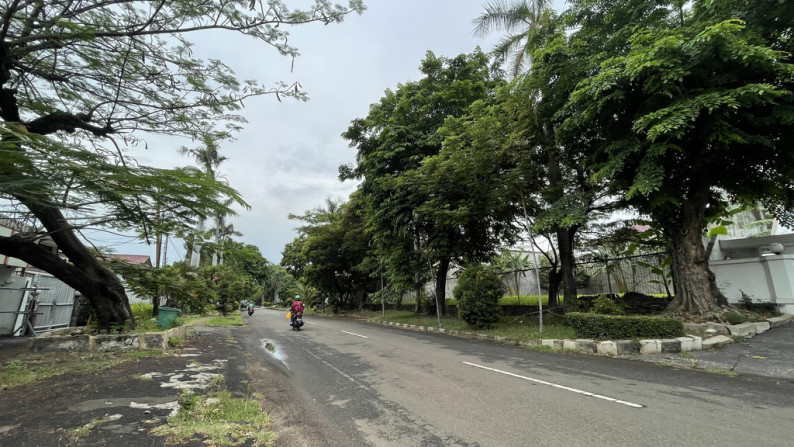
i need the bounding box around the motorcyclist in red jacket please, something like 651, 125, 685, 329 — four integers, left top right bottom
290, 295, 304, 325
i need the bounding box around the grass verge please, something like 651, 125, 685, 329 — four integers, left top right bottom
152, 390, 276, 446
0, 350, 165, 389
203, 314, 244, 327
705, 369, 738, 377
333, 310, 577, 341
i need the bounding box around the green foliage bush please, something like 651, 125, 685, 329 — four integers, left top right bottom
724, 312, 755, 325
592, 295, 625, 315
454, 264, 506, 329
565, 312, 684, 340
203, 265, 259, 315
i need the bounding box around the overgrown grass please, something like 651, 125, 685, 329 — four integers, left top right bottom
168, 336, 184, 348
152, 390, 276, 446
364, 310, 576, 340
498, 295, 556, 306
705, 369, 738, 377
86, 303, 238, 333
69, 417, 111, 441
0, 350, 163, 389
204, 314, 244, 327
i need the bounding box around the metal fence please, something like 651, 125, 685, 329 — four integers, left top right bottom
413, 252, 672, 301
576, 253, 671, 297
24, 272, 76, 334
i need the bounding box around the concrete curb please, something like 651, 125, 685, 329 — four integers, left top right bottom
365, 314, 793, 356
30, 325, 188, 353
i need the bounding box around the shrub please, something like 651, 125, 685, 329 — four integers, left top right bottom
724, 312, 751, 325
592, 295, 625, 315
454, 264, 506, 329
566, 312, 684, 339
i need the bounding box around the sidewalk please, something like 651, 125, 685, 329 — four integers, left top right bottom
635, 320, 794, 381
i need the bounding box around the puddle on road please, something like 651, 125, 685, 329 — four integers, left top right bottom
260, 339, 288, 368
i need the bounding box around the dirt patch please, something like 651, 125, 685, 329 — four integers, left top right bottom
0, 329, 253, 447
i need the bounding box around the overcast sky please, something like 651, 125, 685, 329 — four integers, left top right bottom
87, 0, 566, 264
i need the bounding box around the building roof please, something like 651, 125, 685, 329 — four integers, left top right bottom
105, 254, 153, 267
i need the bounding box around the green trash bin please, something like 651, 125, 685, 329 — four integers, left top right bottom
158, 307, 181, 328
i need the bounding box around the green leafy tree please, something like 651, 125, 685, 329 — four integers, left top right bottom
203, 264, 258, 315
262, 263, 295, 304
341, 50, 504, 315
119, 261, 215, 314
0, 0, 364, 329
281, 235, 308, 281
562, 0, 794, 315
289, 194, 377, 310
472, 7, 626, 310
224, 241, 270, 303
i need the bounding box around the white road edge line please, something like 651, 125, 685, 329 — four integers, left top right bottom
341, 330, 368, 339
305, 321, 316, 324
462, 362, 644, 409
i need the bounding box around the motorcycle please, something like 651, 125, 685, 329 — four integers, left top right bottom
290, 315, 304, 331
247, 304, 254, 316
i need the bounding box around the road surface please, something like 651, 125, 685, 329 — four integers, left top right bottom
238, 309, 794, 447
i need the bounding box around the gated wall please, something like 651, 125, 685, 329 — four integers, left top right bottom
0, 275, 31, 336
23, 272, 76, 335
402, 253, 671, 304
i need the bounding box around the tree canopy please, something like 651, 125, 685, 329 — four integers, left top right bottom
0, 0, 364, 329
341, 49, 508, 315
283, 0, 793, 319
560, 0, 794, 314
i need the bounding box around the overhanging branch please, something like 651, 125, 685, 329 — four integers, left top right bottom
25, 111, 113, 136
0, 234, 94, 292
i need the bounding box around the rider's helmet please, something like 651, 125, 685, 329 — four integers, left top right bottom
295, 295, 301, 300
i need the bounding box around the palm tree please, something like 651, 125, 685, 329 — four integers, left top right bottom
473, 0, 552, 77
179, 135, 228, 178
497, 249, 532, 305
179, 136, 228, 267
212, 220, 242, 266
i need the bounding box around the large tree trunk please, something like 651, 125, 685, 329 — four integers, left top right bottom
558, 226, 578, 310
413, 269, 422, 313
434, 257, 450, 316
31, 204, 134, 330
546, 267, 561, 308
544, 123, 578, 311
665, 193, 729, 315
0, 227, 134, 331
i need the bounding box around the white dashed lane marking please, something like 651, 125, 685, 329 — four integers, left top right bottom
463, 362, 644, 408
341, 330, 368, 339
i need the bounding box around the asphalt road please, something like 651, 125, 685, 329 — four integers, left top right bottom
239, 310, 794, 447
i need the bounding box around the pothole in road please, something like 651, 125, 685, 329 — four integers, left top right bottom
260, 339, 288, 368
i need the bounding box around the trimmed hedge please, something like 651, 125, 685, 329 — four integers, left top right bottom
565, 312, 684, 340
